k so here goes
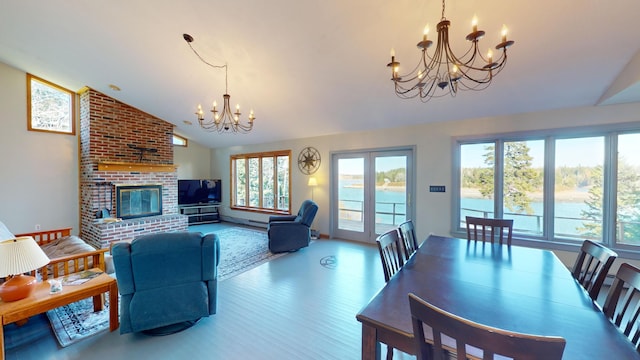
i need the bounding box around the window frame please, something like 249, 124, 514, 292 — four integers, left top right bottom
230, 150, 291, 215
453, 121, 640, 259
27, 73, 76, 135
173, 134, 188, 147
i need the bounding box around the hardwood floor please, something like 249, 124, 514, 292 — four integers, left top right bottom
6, 227, 416, 359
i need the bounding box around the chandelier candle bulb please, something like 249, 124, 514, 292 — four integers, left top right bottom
472, 15, 478, 33
196, 104, 204, 120
423, 25, 429, 41
501, 25, 508, 42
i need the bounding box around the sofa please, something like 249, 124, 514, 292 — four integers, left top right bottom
112, 231, 220, 334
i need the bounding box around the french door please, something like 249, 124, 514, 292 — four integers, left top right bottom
331, 148, 414, 243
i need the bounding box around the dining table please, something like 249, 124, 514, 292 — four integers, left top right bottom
356, 235, 639, 359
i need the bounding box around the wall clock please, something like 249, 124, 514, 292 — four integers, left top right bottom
298, 146, 321, 175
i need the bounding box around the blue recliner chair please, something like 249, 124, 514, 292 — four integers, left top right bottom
268, 199, 318, 253
112, 231, 220, 335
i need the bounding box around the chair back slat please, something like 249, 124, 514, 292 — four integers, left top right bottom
408, 293, 566, 360
465, 216, 513, 245
376, 229, 404, 282
571, 240, 617, 301
398, 220, 419, 261
603, 262, 640, 350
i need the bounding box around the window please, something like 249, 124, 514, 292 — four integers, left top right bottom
555, 137, 604, 241
617, 133, 640, 246
27, 74, 76, 135
503, 140, 545, 236
173, 134, 188, 147
231, 150, 291, 214
455, 124, 640, 254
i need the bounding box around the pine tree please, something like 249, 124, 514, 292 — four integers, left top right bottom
580, 162, 640, 243
480, 142, 541, 215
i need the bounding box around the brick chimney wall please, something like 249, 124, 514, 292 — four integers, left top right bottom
79, 88, 187, 249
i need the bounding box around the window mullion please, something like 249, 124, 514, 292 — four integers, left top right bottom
244, 158, 250, 207
544, 136, 555, 241
495, 140, 504, 218
273, 155, 278, 209
603, 134, 617, 247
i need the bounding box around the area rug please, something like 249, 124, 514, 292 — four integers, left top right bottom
215, 227, 287, 281
39, 226, 284, 347
46, 295, 114, 347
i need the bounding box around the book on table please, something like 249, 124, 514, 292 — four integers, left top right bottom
61, 269, 103, 286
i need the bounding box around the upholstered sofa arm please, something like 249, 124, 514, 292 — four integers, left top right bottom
112, 242, 135, 295
202, 233, 220, 281
268, 215, 297, 223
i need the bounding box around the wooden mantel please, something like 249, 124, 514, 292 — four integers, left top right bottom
97, 161, 177, 173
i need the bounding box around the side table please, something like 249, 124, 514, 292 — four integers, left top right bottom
0, 269, 118, 359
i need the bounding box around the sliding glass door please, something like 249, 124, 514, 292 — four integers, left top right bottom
331, 148, 413, 243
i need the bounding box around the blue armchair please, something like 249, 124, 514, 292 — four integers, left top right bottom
112, 231, 220, 335
268, 199, 318, 253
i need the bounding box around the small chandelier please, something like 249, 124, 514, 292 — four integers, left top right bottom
183, 33, 255, 133
387, 0, 514, 102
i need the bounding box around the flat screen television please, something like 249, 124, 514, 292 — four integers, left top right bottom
178, 179, 222, 205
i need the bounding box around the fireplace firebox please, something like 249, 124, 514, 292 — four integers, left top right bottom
116, 184, 163, 219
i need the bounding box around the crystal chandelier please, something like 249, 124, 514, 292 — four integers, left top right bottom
387, 0, 514, 102
183, 33, 255, 133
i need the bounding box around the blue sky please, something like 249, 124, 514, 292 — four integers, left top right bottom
460, 136, 640, 168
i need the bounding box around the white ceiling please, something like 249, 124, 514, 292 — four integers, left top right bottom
1, 1, 640, 149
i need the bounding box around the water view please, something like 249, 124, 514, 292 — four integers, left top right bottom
339, 180, 595, 240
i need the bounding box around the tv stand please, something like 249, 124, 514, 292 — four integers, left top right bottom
179, 203, 220, 225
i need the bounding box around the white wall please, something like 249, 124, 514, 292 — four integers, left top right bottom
0, 62, 79, 234
174, 138, 212, 179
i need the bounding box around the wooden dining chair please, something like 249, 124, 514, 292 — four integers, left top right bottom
376, 228, 405, 283
408, 292, 566, 360
571, 239, 617, 301
602, 262, 640, 350
398, 220, 419, 261
465, 216, 514, 245
376, 228, 406, 360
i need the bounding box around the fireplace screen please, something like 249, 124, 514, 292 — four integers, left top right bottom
116, 184, 162, 219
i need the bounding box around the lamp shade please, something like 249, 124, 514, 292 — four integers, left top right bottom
0, 236, 50, 277
0, 220, 14, 241
308, 177, 318, 187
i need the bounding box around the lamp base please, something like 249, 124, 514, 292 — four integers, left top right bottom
0, 274, 37, 302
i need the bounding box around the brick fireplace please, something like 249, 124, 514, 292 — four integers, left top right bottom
79, 88, 187, 249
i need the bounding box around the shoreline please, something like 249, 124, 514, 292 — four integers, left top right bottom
461, 188, 591, 202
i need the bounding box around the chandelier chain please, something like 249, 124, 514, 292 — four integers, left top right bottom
185, 40, 230, 94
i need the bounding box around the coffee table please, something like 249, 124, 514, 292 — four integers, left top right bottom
0, 269, 118, 359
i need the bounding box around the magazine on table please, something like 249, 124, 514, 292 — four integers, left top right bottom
61, 269, 103, 285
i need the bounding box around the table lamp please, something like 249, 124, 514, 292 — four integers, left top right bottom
0, 236, 50, 302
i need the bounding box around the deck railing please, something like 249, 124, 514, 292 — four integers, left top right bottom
338, 199, 406, 228
461, 207, 640, 243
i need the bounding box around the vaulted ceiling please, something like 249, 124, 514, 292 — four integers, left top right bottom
1, 1, 639, 149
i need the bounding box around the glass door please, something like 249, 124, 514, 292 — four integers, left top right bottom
331, 148, 413, 243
